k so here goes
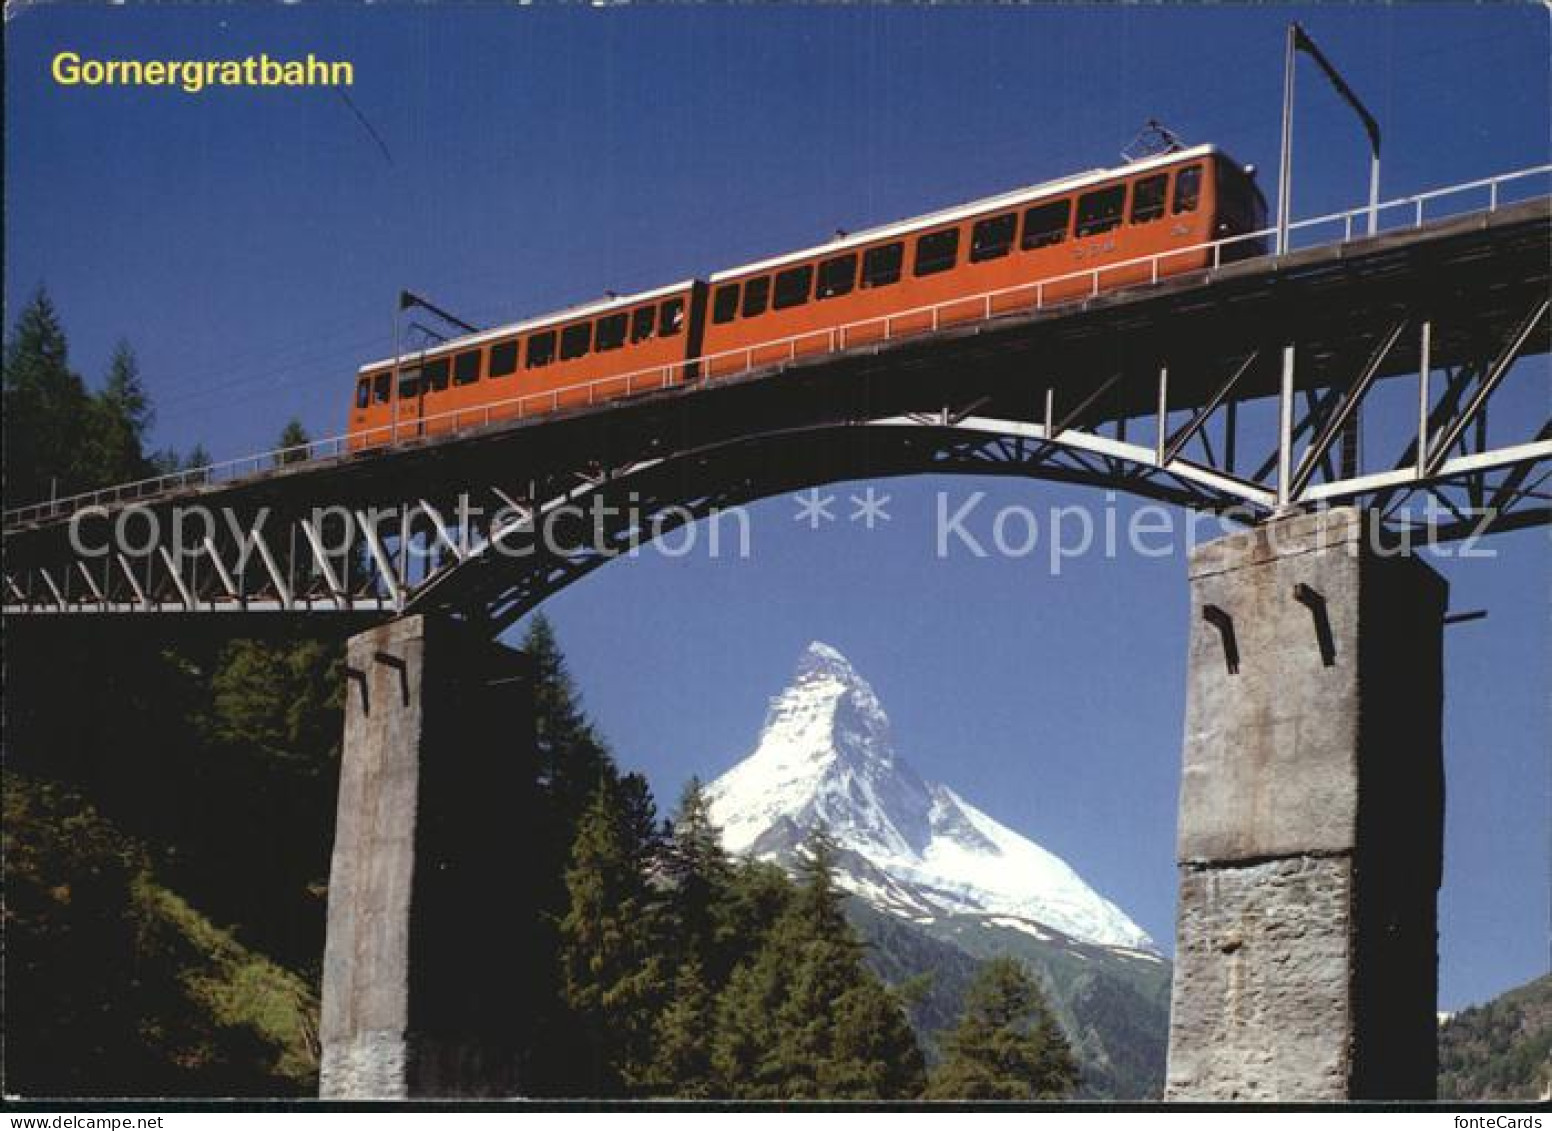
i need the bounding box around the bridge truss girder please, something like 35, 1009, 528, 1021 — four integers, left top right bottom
3, 200, 1548, 632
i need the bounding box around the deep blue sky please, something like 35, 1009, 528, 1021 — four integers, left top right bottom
6, 5, 1548, 1010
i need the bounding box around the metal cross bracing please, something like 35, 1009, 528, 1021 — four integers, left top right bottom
3, 188, 1548, 631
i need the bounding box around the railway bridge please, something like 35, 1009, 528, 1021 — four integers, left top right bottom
5, 170, 1550, 1100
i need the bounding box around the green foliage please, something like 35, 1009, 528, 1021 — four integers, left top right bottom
2, 305, 949, 1105
149, 442, 213, 477
1438, 974, 1552, 1101
88, 341, 155, 485
641, 957, 718, 1097
557, 798, 932, 1100
134, 882, 320, 1088
194, 636, 344, 969
0, 298, 352, 1096
710, 828, 926, 1100
2, 293, 167, 501
8, 618, 345, 979
926, 956, 1078, 1100
787, 828, 855, 944
210, 638, 343, 770
3, 775, 317, 1096
524, 614, 616, 808
887, 909, 1171, 1098
3, 288, 95, 502
660, 778, 737, 978
4, 773, 149, 1094
843, 900, 983, 1063
13, 604, 941, 1100
513, 613, 631, 1094
825, 974, 931, 1099
558, 776, 667, 1094
719, 857, 798, 963
275, 418, 310, 464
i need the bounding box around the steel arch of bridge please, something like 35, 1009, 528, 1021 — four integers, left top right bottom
402, 416, 1268, 633
3, 196, 1549, 632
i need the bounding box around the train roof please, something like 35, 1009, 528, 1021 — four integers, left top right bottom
709, 144, 1225, 282
358, 278, 696, 373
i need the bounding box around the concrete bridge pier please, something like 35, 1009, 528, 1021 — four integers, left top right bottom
320, 614, 533, 1099
1165, 507, 1446, 1100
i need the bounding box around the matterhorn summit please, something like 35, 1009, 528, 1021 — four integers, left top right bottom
706, 641, 1156, 953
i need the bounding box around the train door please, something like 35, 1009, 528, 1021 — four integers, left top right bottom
683, 282, 709, 384
393, 360, 427, 439
351, 375, 372, 439
419, 356, 453, 435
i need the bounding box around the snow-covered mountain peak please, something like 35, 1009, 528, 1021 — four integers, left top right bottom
794, 640, 856, 680
753, 640, 896, 772
706, 643, 1156, 954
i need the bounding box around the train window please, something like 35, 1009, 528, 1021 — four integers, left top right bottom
971, 214, 1018, 262
742, 276, 771, 318
373, 373, 392, 403
817, 254, 857, 300
631, 306, 656, 343
1022, 200, 1071, 249
1075, 185, 1126, 238
356, 379, 371, 410
453, 349, 481, 386
862, 242, 904, 287
597, 313, 628, 351
398, 366, 422, 399
661, 298, 685, 336
560, 322, 592, 360
1131, 175, 1168, 224
527, 331, 557, 368
713, 284, 741, 324
914, 228, 960, 276
773, 265, 813, 310
489, 340, 519, 378
1173, 165, 1202, 214
425, 357, 450, 392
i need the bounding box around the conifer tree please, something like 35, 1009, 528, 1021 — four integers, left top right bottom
523, 615, 619, 827
90, 341, 154, 485
180, 443, 214, 485
209, 637, 342, 771
513, 614, 626, 1095
720, 857, 797, 968
3, 299, 345, 1085
2, 288, 93, 502
660, 778, 736, 977
786, 827, 855, 945
926, 956, 1078, 1100
711, 828, 925, 1099
275, 418, 310, 464
824, 974, 929, 1099
641, 955, 718, 1098
558, 776, 667, 1095
134, 632, 345, 970
2, 299, 164, 500
148, 443, 211, 477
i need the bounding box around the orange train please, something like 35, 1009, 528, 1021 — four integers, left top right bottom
347, 145, 1266, 450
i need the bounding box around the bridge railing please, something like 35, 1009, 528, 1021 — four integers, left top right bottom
1284, 164, 1552, 247
6, 163, 1549, 530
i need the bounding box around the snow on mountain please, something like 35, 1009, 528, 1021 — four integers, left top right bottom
706, 641, 1156, 953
